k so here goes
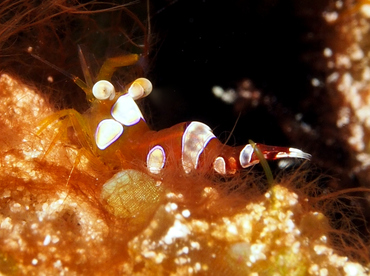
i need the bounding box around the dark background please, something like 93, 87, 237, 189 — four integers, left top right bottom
146, 0, 324, 148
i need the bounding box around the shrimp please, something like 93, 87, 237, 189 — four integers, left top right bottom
35, 47, 311, 176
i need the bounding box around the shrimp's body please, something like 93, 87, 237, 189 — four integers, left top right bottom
36, 49, 311, 176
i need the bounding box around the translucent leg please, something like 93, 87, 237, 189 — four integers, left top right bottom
37, 109, 96, 161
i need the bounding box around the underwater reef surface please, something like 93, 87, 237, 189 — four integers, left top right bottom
0, 0, 370, 275
0, 72, 368, 275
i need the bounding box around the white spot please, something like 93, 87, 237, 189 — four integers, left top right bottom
147, 145, 166, 174
212, 86, 224, 97
175, 257, 189, 265
111, 94, 144, 126
177, 246, 189, 255
165, 202, 178, 213
170, 203, 178, 210
227, 224, 238, 235
249, 243, 266, 262
311, 78, 321, 87
194, 262, 201, 272
323, 48, 332, 57
212, 86, 237, 104
95, 119, 123, 150
291, 241, 301, 254
2, 189, 11, 198
337, 107, 350, 128
213, 156, 226, 174
327, 72, 339, 83
52, 235, 60, 244
31, 258, 38, 265
53, 260, 62, 269
182, 209, 191, 218
43, 234, 51, 246
362, 66, 370, 81
336, 54, 351, 69
322, 11, 338, 23
191, 241, 200, 250
344, 262, 366, 276
348, 44, 364, 61
1, 217, 13, 230
335, 0, 343, 9
319, 268, 328, 276
309, 264, 319, 274
10, 202, 22, 213
320, 235, 327, 243
239, 144, 254, 168
278, 159, 295, 169
361, 4, 370, 18
314, 245, 332, 255
348, 125, 365, 151
182, 122, 216, 173
164, 220, 190, 245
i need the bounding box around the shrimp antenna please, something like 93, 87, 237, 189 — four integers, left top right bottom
151, 0, 180, 17
146, 0, 151, 47
30, 52, 90, 97
224, 112, 241, 145
77, 45, 94, 89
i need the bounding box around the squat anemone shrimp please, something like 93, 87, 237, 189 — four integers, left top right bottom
31, 45, 314, 235
34, 47, 312, 178
2, 1, 370, 274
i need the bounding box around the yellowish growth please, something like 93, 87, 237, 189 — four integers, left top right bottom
101, 169, 165, 231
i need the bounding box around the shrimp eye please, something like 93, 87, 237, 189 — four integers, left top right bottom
92, 80, 116, 100
128, 78, 153, 100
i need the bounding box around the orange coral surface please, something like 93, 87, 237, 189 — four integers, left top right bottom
1, 0, 370, 275
0, 73, 369, 274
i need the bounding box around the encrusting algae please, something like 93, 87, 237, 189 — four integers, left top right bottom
0, 73, 368, 274
0, 0, 370, 275
127, 184, 368, 275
